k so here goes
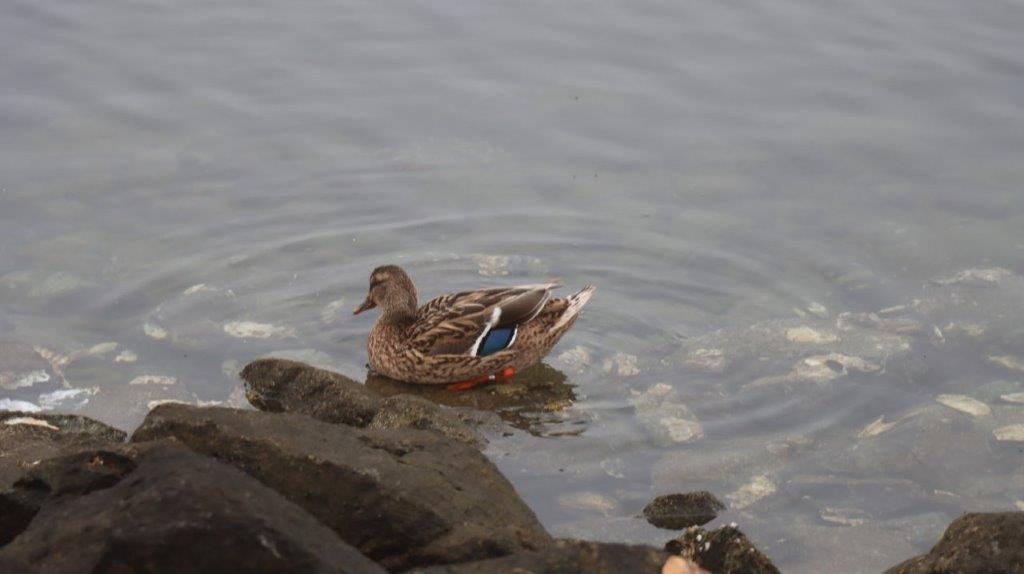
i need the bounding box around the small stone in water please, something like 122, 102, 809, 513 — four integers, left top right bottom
143, 323, 169, 340
602, 352, 640, 377
858, 415, 898, 438
2, 369, 50, 390
807, 302, 828, 318
935, 394, 991, 417
223, 321, 296, 339
182, 283, 212, 295
38, 388, 94, 410
820, 507, 870, 527
115, 350, 138, 363
989, 355, 1024, 372
726, 475, 776, 510
993, 424, 1024, 442
643, 491, 726, 530
786, 326, 838, 344
557, 491, 618, 515
129, 375, 178, 386
556, 345, 592, 373
1001, 392, 1024, 404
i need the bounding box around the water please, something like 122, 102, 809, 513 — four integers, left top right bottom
3, 0, 1024, 570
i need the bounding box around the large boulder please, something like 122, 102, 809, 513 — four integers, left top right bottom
241, 358, 383, 426
414, 539, 667, 573
885, 512, 1024, 573
132, 404, 552, 570
0, 411, 126, 489
0, 441, 384, 573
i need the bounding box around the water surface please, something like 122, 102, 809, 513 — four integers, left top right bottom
3, 1, 1024, 571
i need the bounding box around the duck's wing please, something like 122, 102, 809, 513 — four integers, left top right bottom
409, 282, 561, 356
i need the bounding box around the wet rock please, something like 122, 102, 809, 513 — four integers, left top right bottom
416, 539, 667, 573
241, 358, 383, 427
629, 383, 703, 445
0, 411, 126, 489
132, 404, 551, 570
368, 394, 483, 447
365, 362, 575, 435
556, 345, 593, 374
643, 491, 725, 530
884, 512, 1024, 573
665, 525, 779, 574
0, 441, 384, 573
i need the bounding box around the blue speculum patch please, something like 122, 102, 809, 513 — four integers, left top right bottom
477, 326, 516, 356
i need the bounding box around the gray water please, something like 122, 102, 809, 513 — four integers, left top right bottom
3, 0, 1024, 571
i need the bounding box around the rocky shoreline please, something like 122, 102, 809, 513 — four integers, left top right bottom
0, 358, 1021, 573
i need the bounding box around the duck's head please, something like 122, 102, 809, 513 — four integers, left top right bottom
354, 265, 418, 317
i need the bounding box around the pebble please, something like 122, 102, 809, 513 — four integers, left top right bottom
38, 388, 94, 410
558, 491, 618, 515
858, 415, 898, 438
786, 326, 839, 344
990, 355, 1024, 372
993, 424, 1024, 442
935, 394, 991, 417
223, 321, 296, 339
143, 323, 169, 340
115, 350, 138, 363
129, 375, 178, 386
820, 507, 870, 527
1000, 392, 1024, 404
556, 345, 592, 373
601, 352, 640, 377
726, 475, 776, 510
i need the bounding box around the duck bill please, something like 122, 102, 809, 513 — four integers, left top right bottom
353, 297, 377, 315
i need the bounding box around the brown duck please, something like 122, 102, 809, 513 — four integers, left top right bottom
354, 265, 594, 389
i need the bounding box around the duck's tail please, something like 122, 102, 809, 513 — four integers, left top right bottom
553, 285, 595, 330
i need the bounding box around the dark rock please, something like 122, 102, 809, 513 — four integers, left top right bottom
884, 512, 1024, 573
0, 441, 385, 573
132, 404, 552, 570
643, 491, 725, 530
365, 362, 577, 435
0, 411, 127, 489
414, 539, 667, 573
665, 525, 779, 574
369, 394, 484, 447
241, 358, 383, 426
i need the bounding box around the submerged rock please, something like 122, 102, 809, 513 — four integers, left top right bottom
884, 512, 1024, 573
665, 525, 779, 574
0, 411, 126, 489
241, 358, 383, 427
0, 441, 383, 573
416, 539, 667, 573
629, 383, 703, 445
642, 491, 725, 530
935, 394, 991, 417
132, 404, 551, 570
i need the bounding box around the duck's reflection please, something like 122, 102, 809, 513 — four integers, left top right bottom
365, 362, 580, 436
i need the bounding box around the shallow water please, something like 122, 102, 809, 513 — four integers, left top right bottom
3, 0, 1024, 570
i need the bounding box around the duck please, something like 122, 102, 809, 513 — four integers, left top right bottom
353, 264, 594, 389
